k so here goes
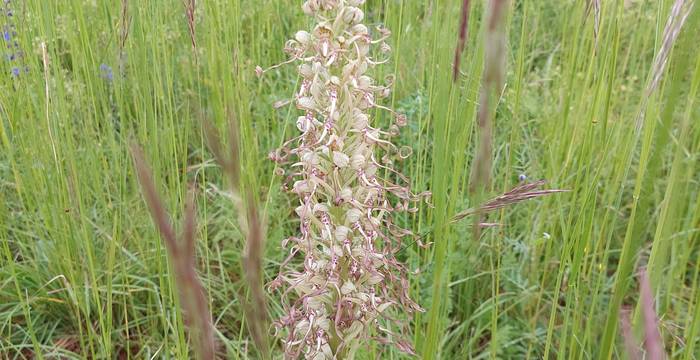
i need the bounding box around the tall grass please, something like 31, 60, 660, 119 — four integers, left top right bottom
1, 0, 699, 358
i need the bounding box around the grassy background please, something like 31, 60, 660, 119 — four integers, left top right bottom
1, 0, 699, 358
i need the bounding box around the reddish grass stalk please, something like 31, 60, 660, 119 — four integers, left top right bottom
619, 269, 667, 360
639, 269, 665, 360
183, 0, 197, 55
131, 145, 215, 360
203, 115, 270, 359
620, 308, 642, 360
468, 0, 510, 240
453, 0, 471, 82
469, 0, 509, 195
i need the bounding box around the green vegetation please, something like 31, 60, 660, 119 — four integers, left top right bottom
1, 0, 698, 358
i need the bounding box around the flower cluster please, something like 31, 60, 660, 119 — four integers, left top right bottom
2, 0, 25, 78
265, 0, 429, 358
99, 63, 114, 83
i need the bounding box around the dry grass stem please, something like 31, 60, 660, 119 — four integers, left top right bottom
131, 145, 216, 360
453, 0, 471, 82
203, 114, 270, 358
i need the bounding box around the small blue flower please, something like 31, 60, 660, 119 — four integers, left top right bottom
518, 174, 527, 182
99, 63, 114, 82
2, 31, 10, 42
10, 66, 19, 77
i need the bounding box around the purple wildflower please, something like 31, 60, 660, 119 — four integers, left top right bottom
3, 0, 24, 78
100, 63, 114, 82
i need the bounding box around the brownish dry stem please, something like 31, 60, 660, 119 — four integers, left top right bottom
131, 145, 216, 360
453, 0, 471, 82
203, 114, 270, 359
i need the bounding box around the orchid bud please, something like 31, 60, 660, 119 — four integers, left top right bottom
357, 75, 373, 88
297, 116, 312, 132
353, 112, 369, 130
320, 0, 338, 11
346, 208, 362, 223
301, 151, 320, 166
339, 188, 353, 203
335, 225, 350, 242
311, 61, 327, 79
367, 273, 384, 285
301, 0, 317, 15
297, 96, 316, 111
380, 42, 391, 53
357, 61, 368, 74
310, 80, 324, 99
388, 124, 400, 137
351, 154, 366, 169
295, 30, 313, 46
365, 164, 377, 177
313, 203, 329, 214
380, 87, 391, 98
395, 113, 407, 127
333, 151, 350, 168
342, 7, 364, 25
299, 63, 314, 78
350, 24, 369, 36
295, 205, 309, 218
293, 180, 311, 194
341, 281, 356, 295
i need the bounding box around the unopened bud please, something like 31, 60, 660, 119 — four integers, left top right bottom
335, 226, 350, 242
333, 151, 350, 168
346, 208, 362, 223
351, 154, 366, 169
343, 7, 364, 25
294, 30, 313, 46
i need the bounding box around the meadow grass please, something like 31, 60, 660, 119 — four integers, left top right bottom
1, 0, 699, 358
